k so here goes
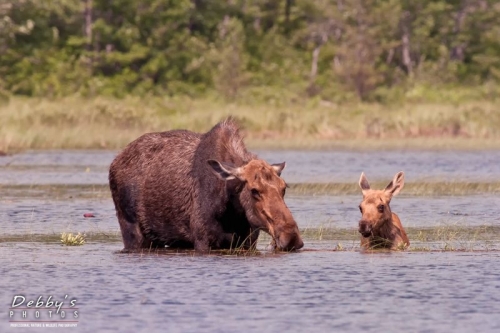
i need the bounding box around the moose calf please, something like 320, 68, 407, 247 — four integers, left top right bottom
357, 171, 409, 250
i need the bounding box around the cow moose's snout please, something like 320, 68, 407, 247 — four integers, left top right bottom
358, 220, 372, 238
275, 228, 304, 251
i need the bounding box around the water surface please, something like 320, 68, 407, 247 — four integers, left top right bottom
2, 149, 500, 185
1, 150, 500, 333
1, 243, 499, 333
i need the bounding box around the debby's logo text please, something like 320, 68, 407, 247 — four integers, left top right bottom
8, 295, 79, 328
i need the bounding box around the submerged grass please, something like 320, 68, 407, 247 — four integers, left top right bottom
2, 96, 500, 152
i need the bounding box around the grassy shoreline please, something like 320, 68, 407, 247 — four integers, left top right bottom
2, 96, 500, 152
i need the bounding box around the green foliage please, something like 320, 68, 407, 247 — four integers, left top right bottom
0, 0, 499, 101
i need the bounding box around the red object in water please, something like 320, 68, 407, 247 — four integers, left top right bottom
83, 213, 95, 218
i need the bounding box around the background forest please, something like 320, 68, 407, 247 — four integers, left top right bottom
2, 0, 500, 101
1, 0, 500, 151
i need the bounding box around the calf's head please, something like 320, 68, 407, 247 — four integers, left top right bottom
358, 171, 405, 238
208, 159, 303, 251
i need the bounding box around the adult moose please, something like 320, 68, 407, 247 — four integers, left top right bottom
109, 118, 303, 252
357, 171, 410, 250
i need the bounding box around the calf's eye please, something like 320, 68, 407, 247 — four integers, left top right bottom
251, 188, 260, 198
377, 205, 384, 213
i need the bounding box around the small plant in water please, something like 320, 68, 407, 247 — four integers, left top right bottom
336, 243, 344, 251
61, 232, 86, 246
396, 242, 409, 251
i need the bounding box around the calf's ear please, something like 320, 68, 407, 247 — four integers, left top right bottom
385, 171, 405, 197
207, 160, 243, 181
359, 172, 371, 196
271, 162, 286, 176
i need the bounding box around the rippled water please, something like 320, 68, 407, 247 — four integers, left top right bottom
2, 194, 499, 237
2, 244, 499, 333
1, 150, 500, 332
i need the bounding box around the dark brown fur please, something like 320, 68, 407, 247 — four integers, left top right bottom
109, 118, 303, 252
358, 171, 410, 250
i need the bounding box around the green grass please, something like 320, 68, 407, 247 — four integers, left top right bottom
2, 96, 500, 152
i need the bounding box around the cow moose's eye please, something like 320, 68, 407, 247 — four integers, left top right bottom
251, 188, 261, 199
359, 205, 363, 213
377, 205, 384, 213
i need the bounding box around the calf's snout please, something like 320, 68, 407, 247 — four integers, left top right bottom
358, 220, 372, 238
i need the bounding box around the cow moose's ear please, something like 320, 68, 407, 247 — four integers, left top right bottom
207, 160, 243, 181
271, 162, 286, 176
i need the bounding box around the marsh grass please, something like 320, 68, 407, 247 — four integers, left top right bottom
0, 231, 122, 244
300, 224, 500, 252
60, 232, 86, 246
2, 96, 500, 152
0, 184, 111, 200
289, 182, 500, 196
3, 181, 499, 202
213, 230, 263, 256
2, 225, 499, 252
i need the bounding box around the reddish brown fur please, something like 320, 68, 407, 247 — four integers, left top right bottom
358, 171, 409, 250
109, 118, 303, 252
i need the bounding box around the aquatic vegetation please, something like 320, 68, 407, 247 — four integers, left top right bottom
60, 232, 86, 246
289, 182, 500, 196
1, 224, 499, 253
2, 182, 500, 200
299, 224, 500, 252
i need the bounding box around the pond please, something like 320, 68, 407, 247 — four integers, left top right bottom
1, 150, 500, 332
